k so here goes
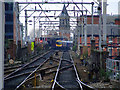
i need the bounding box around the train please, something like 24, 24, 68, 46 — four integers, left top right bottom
37, 37, 73, 50
56, 40, 73, 50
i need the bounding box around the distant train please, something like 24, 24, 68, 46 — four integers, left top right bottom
56, 40, 62, 47
56, 40, 73, 50
37, 37, 73, 50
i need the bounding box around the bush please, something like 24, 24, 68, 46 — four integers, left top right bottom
100, 68, 111, 81
72, 45, 77, 51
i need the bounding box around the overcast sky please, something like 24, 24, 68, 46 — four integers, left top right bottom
13, 0, 120, 15
12, 0, 120, 37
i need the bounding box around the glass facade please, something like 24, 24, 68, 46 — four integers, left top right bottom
5, 2, 14, 39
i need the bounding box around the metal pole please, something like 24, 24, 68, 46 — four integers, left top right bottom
98, 0, 102, 69
25, 10, 27, 42
0, 2, 4, 89
39, 21, 40, 43
84, 10, 87, 46
98, 0, 102, 51
103, 0, 107, 43
77, 12, 80, 50
111, 28, 112, 58
18, 2, 94, 5
81, 0, 83, 45
91, 2, 94, 40
81, 11, 84, 45
33, 16, 35, 40
78, 26, 80, 50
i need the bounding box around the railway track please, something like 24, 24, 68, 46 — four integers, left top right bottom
4, 50, 47, 76
17, 52, 61, 89
4, 50, 55, 90
52, 51, 95, 90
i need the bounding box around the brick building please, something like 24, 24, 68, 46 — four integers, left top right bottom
76, 15, 120, 58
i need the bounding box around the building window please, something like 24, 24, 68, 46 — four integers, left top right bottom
5, 14, 13, 22
62, 20, 64, 24
5, 3, 9, 11
108, 48, 112, 56
117, 37, 120, 43
5, 3, 13, 11
108, 36, 112, 43
117, 49, 119, 56
5, 25, 13, 33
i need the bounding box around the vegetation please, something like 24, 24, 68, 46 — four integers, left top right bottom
100, 68, 111, 82
72, 44, 77, 51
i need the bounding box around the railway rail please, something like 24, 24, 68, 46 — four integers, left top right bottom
4, 50, 48, 76
4, 50, 55, 90
52, 51, 95, 90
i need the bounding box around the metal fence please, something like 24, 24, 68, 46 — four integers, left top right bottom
106, 58, 120, 81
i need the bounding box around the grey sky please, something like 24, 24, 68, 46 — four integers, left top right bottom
1, 0, 119, 15
14, 0, 120, 15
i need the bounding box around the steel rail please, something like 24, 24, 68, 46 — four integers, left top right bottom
5, 65, 58, 81
15, 56, 51, 90
69, 52, 83, 90
4, 50, 50, 79
52, 52, 63, 90
62, 59, 73, 63
70, 51, 95, 90
52, 51, 81, 90
4, 50, 55, 90
59, 64, 73, 71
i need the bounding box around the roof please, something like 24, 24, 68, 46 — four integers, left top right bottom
60, 4, 69, 17
76, 24, 119, 36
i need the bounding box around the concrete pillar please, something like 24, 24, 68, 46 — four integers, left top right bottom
103, 0, 107, 46
0, 2, 4, 90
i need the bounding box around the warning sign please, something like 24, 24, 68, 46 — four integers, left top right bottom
31, 42, 34, 51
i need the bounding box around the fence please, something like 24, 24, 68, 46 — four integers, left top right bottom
106, 58, 120, 81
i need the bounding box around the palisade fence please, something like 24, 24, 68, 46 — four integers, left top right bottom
106, 58, 120, 81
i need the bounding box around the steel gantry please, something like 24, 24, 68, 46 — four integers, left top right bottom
18, 1, 96, 47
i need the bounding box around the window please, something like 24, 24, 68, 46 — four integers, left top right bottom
108, 48, 112, 56
62, 20, 64, 24
117, 49, 119, 56
5, 25, 13, 33
5, 3, 13, 11
108, 36, 112, 43
5, 3, 9, 11
5, 14, 13, 22
117, 37, 120, 43
9, 3, 13, 10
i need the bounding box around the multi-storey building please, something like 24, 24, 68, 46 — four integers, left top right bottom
76, 15, 120, 58
4, 2, 23, 60
5, 2, 14, 39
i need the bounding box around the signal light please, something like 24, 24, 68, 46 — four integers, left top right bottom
40, 40, 43, 43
